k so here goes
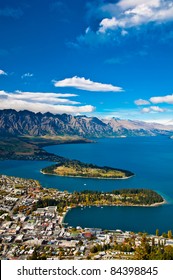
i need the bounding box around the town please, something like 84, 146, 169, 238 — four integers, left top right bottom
0, 175, 173, 260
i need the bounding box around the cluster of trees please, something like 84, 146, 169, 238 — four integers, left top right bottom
90, 243, 111, 254
28, 246, 48, 260
113, 232, 173, 260
71, 189, 163, 206
114, 242, 134, 253
112, 189, 163, 204
90, 233, 173, 260
134, 235, 173, 260
36, 198, 66, 214
156, 229, 172, 239
35, 188, 164, 215
42, 164, 56, 174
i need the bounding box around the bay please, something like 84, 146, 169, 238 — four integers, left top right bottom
0, 136, 173, 234
64, 205, 173, 234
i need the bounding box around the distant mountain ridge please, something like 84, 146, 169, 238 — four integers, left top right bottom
0, 109, 173, 138
102, 118, 173, 136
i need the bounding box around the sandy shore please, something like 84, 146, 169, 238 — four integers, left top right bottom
60, 207, 72, 225
149, 198, 167, 207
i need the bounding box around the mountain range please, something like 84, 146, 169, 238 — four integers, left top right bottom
0, 109, 173, 138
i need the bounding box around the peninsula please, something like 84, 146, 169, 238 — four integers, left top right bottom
41, 162, 134, 179
0, 135, 134, 180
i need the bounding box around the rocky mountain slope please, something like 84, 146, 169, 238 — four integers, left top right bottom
0, 109, 173, 137
103, 117, 173, 137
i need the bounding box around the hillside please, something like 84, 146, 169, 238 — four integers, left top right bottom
0, 109, 173, 137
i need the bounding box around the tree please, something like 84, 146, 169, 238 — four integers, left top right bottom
151, 238, 155, 246
168, 230, 172, 239
90, 246, 98, 254
156, 229, 159, 236
5, 215, 13, 221
134, 235, 151, 260
40, 253, 47, 260
78, 240, 83, 246
163, 246, 173, 260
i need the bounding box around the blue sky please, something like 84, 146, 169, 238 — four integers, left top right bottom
0, 0, 173, 123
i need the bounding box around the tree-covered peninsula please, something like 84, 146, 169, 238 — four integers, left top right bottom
41, 161, 134, 179
36, 188, 164, 213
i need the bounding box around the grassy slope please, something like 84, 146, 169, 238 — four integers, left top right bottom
54, 164, 127, 178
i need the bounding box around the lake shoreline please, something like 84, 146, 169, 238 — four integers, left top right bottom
63, 199, 167, 229
65, 199, 167, 209
1, 136, 173, 234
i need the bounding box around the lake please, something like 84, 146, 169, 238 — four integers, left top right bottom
0, 136, 173, 234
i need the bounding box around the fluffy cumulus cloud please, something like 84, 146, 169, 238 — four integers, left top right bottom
99, 0, 173, 33
135, 93, 173, 114
0, 90, 95, 114
134, 99, 150, 105
0, 69, 7, 75
54, 76, 123, 92
150, 94, 173, 104
141, 106, 166, 113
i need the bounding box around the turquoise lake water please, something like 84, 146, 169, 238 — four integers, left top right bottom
0, 136, 173, 234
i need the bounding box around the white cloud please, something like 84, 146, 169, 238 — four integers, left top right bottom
99, 0, 173, 34
0, 69, 7, 75
0, 90, 95, 114
141, 108, 150, 113
10, 91, 80, 105
151, 106, 165, 112
118, 0, 160, 10
54, 76, 123, 92
134, 99, 150, 105
76, 0, 173, 46
145, 118, 173, 125
14, 91, 78, 98
21, 73, 34, 79
150, 94, 173, 104
99, 18, 120, 33
121, 30, 128, 36
141, 106, 165, 113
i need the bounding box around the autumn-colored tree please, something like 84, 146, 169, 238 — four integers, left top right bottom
168, 230, 172, 239
134, 234, 151, 260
